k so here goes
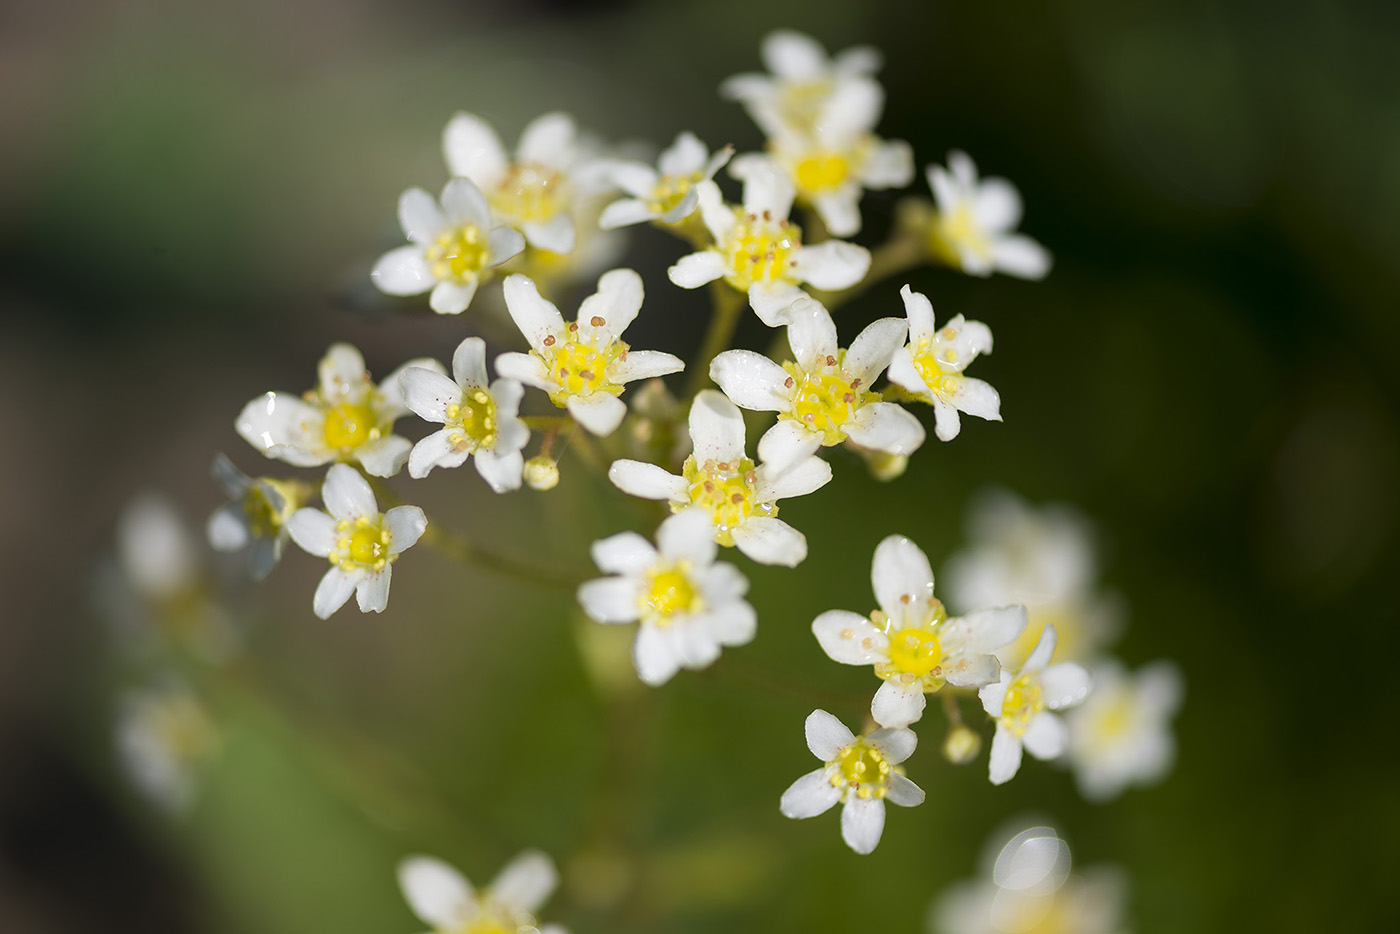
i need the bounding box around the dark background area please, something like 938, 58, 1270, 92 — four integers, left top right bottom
2, 0, 1397, 931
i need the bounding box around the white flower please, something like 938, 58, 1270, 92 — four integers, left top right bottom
399, 337, 529, 492
813, 534, 1027, 728
667, 170, 870, 326
980, 626, 1092, 785
599, 132, 733, 229
577, 509, 756, 686
608, 390, 832, 567
494, 269, 684, 436
207, 454, 311, 579
886, 285, 1001, 441
286, 464, 426, 618
943, 490, 1121, 671
371, 178, 525, 314
1065, 659, 1182, 801
443, 110, 598, 255
398, 851, 566, 934
778, 709, 923, 855
710, 295, 924, 459
236, 343, 446, 478
926, 151, 1051, 279
116, 684, 219, 812
720, 29, 883, 139
116, 493, 200, 602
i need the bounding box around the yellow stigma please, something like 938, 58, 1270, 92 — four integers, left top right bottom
679, 455, 775, 547
641, 566, 698, 621
539, 327, 627, 407
444, 387, 497, 452
888, 627, 943, 677
426, 224, 490, 282
648, 172, 701, 218
330, 516, 393, 572
1001, 674, 1046, 737
931, 202, 993, 268
910, 336, 962, 400
794, 153, 851, 193
722, 211, 801, 291
832, 741, 891, 800
493, 161, 563, 224
781, 352, 873, 446
323, 403, 378, 451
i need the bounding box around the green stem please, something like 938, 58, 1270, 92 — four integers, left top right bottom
420, 523, 584, 591
684, 281, 746, 400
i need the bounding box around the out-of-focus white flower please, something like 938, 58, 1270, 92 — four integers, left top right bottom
600, 132, 733, 229
721, 29, 883, 139
608, 390, 831, 567
710, 295, 924, 459
371, 178, 525, 314
236, 343, 446, 478
926, 151, 1051, 279
578, 509, 756, 685
399, 337, 529, 492
1065, 659, 1182, 801
779, 709, 923, 855
933, 824, 1128, 934
980, 626, 1091, 784
117, 493, 200, 602
207, 454, 311, 579
943, 490, 1121, 671
116, 684, 219, 812
398, 850, 567, 934
886, 285, 1001, 441
286, 464, 426, 618
667, 170, 869, 326
813, 534, 1026, 727
443, 110, 599, 255
495, 270, 684, 436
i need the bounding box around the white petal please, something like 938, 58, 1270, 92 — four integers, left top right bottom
493, 352, 553, 392
840, 797, 886, 855
440, 177, 490, 229
401, 367, 461, 423
707, 599, 756, 645
779, 768, 841, 819
355, 435, 412, 478
607, 460, 686, 502
755, 451, 831, 501
578, 577, 642, 624
384, 506, 427, 554
741, 168, 795, 220
862, 139, 914, 188
975, 178, 1024, 232
1022, 712, 1066, 761
522, 213, 576, 254
988, 724, 1024, 785
885, 346, 928, 400
813, 610, 888, 665
398, 857, 474, 929
899, 284, 937, 344
371, 246, 434, 296
763, 29, 828, 79
747, 281, 807, 327
710, 350, 790, 412
313, 567, 358, 619
812, 188, 862, 238
1041, 663, 1091, 710
579, 267, 644, 338
609, 350, 683, 384
207, 505, 249, 551
980, 673, 1011, 718
944, 652, 1001, 689
287, 508, 336, 557
322, 463, 377, 520
932, 397, 962, 441
844, 403, 925, 457
1024, 626, 1058, 673
991, 235, 1051, 280
590, 530, 657, 575
814, 77, 883, 142
634, 624, 682, 685
950, 377, 1002, 423
731, 516, 807, 566
804, 709, 855, 760
356, 567, 392, 613
408, 429, 471, 479
689, 389, 746, 464
792, 241, 870, 290
567, 393, 627, 436
833, 44, 882, 76
502, 274, 566, 353
398, 187, 446, 244
657, 509, 718, 565
443, 112, 508, 185
952, 606, 1028, 654
698, 561, 750, 606
871, 535, 936, 621
784, 297, 839, 370
695, 179, 736, 242
844, 317, 907, 385
473, 448, 524, 493
948, 150, 978, 189
487, 225, 526, 266
452, 337, 488, 389
885, 772, 925, 807
659, 131, 708, 175
870, 680, 926, 728
755, 420, 822, 472
488, 850, 558, 914
516, 112, 577, 169
599, 197, 656, 230
236, 392, 326, 460
668, 250, 726, 289
380, 357, 445, 416
429, 279, 478, 315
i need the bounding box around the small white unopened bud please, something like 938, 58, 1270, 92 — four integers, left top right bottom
868, 451, 908, 481
943, 725, 982, 765
524, 456, 560, 490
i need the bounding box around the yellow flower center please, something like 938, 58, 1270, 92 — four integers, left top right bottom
641, 566, 698, 621
537, 325, 627, 407
794, 153, 851, 194
323, 403, 379, 451
493, 161, 563, 224
444, 387, 498, 453
426, 224, 490, 282
887, 627, 943, 677
721, 211, 801, 291
679, 455, 776, 547
454, 906, 527, 934
909, 331, 966, 399
1001, 674, 1046, 737
831, 741, 891, 800
330, 516, 394, 572
931, 202, 993, 268
780, 353, 874, 446
647, 172, 702, 218
241, 480, 301, 538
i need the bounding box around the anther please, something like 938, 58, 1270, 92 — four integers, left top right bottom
543, 335, 556, 346
784, 376, 795, 388
825, 355, 837, 366
590, 315, 605, 327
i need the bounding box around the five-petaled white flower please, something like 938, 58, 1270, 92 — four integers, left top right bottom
577, 509, 756, 686
813, 534, 1027, 728
286, 464, 426, 618
608, 390, 832, 567
779, 709, 923, 855
443, 110, 597, 255
1065, 659, 1182, 801
207, 454, 311, 580
495, 269, 684, 436
886, 284, 1001, 441
711, 295, 925, 460
600, 132, 733, 230
236, 343, 445, 478
399, 337, 529, 491
927, 151, 1051, 279
398, 850, 566, 934
116, 683, 220, 812
371, 178, 525, 314
980, 625, 1091, 785
668, 169, 870, 326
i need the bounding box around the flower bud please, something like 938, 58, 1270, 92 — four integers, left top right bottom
943, 725, 982, 764
523, 456, 560, 490
867, 451, 908, 481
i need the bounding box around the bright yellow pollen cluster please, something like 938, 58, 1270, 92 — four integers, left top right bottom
323, 402, 379, 451
537, 324, 627, 407
493, 161, 562, 224
329, 516, 394, 572
781, 353, 873, 445
444, 387, 498, 452
831, 741, 891, 800
871, 598, 949, 690
888, 627, 943, 677
426, 224, 490, 282
932, 202, 993, 268
647, 172, 701, 218
794, 153, 851, 193
457, 905, 528, 934
1001, 674, 1046, 737
641, 565, 699, 622
910, 330, 963, 399
721, 211, 801, 291
679, 456, 775, 547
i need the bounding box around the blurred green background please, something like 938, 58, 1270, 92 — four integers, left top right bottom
2, 0, 1397, 931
